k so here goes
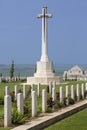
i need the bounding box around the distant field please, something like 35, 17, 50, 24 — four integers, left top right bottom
45, 108, 87, 130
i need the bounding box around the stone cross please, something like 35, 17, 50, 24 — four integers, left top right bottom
37, 7, 52, 62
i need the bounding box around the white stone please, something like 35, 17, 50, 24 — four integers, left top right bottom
5, 86, 10, 95
15, 85, 18, 100
81, 83, 84, 99
32, 91, 37, 117
31, 84, 34, 97
42, 89, 47, 113
31, 84, 34, 91
4, 95, 11, 127
53, 81, 56, 89
17, 93, 23, 114
71, 85, 75, 100
66, 85, 69, 98
76, 84, 80, 101
60, 87, 64, 103
37, 83, 40, 97
52, 87, 56, 101
23, 84, 27, 99
37, 7, 52, 62
49, 81, 52, 94
65, 85, 69, 106
85, 82, 87, 91
26, 7, 62, 85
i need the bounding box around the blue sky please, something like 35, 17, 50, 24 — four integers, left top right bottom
0, 0, 87, 65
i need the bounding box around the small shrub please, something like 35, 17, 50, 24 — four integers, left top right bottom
10, 91, 15, 102
80, 94, 83, 100
38, 105, 42, 114
56, 101, 64, 108
0, 97, 4, 105
24, 105, 29, 115
46, 106, 52, 113
19, 89, 22, 93
47, 86, 49, 93
47, 97, 54, 108
56, 92, 60, 100
26, 87, 31, 98
69, 97, 75, 104
12, 108, 27, 124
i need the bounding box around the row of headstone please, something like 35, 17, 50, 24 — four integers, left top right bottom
4, 85, 47, 127
4, 82, 87, 127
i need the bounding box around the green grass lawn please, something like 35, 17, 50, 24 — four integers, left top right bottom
45, 108, 87, 130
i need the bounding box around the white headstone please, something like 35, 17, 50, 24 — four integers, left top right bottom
42, 89, 47, 113
71, 85, 75, 100
81, 83, 84, 99
37, 83, 40, 97
31, 84, 34, 97
65, 85, 69, 105
4, 95, 11, 127
23, 84, 27, 99
5, 86, 9, 95
53, 81, 56, 89
17, 93, 23, 114
52, 87, 56, 101
76, 84, 80, 101
32, 91, 37, 117
49, 81, 52, 94
60, 87, 64, 103
15, 85, 18, 100
66, 85, 69, 98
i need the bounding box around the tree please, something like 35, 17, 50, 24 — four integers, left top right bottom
10, 60, 14, 79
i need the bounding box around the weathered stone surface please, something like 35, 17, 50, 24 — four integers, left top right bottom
32, 91, 37, 117
4, 95, 11, 127
60, 87, 64, 103
17, 93, 23, 114
5, 86, 10, 95
52, 87, 56, 101
42, 89, 47, 113
71, 85, 75, 100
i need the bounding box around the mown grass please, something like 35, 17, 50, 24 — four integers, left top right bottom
45, 108, 87, 130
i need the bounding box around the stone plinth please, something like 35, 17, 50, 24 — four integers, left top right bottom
34, 61, 55, 77
27, 76, 61, 85
27, 61, 61, 85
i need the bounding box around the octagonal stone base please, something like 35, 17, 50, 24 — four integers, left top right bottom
27, 61, 62, 85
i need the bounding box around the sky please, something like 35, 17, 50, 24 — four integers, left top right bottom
0, 0, 87, 65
